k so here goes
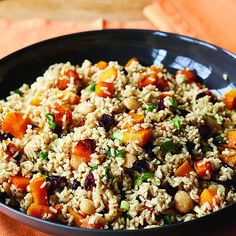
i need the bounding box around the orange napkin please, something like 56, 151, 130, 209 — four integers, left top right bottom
143, 0, 236, 53
0, 18, 155, 59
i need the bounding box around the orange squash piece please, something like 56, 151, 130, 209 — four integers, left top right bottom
68, 208, 85, 226
81, 217, 104, 229
70, 139, 96, 169
199, 189, 219, 208
125, 57, 138, 67
99, 67, 117, 82
30, 177, 48, 205
176, 69, 196, 83
95, 81, 114, 98
2, 112, 31, 139
138, 74, 157, 88
226, 130, 236, 149
30, 92, 43, 106
194, 160, 212, 179
124, 113, 144, 129
67, 92, 80, 105
222, 89, 236, 110
11, 176, 31, 191
27, 203, 57, 220
220, 149, 236, 167
57, 69, 80, 90
123, 128, 152, 147
151, 65, 163, 73
51, 105, 72, 127
175, 161, 194, 177
96, 61, 108, 70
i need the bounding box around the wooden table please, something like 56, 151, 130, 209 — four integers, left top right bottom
0, 0, 151, 21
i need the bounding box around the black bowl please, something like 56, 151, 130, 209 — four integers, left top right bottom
0, 29, 235, 236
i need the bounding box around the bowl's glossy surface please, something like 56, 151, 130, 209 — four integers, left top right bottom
0, 29, 235, 236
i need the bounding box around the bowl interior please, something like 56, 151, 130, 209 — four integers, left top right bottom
0, 29, 235, 236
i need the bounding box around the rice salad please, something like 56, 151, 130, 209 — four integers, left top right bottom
0, 58, 235, 230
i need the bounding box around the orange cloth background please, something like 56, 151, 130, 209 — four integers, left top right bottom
1, 0, 236, 235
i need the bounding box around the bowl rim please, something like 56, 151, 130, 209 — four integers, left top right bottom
0, 28, 236, 233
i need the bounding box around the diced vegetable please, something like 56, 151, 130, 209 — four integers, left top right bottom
124, 113, 144, 129
138, 74, 157, 88
64, 69, 80, 81
120, 200, 130, 212
87, 83, 96, 92
90, 166, 98, 172
80, 217, 104, 229
67, 92, 80, 105
52, 105, 72, 127
222, 89, 236, 110
68, 207, 85, 226
70, 139, 96, 169
57, 78, 70, 90
134, 177, 143, 187
14, 88, 23, 96
176, 69, 196, 83
168, 97, 178, 110
213, 134, 226, 146
163, 214, 175, 224
115, 149, 125, 158
39, 151, 48, 160
95, 81, 114, 98
125, 57, 138, 67
30, 177, 48, 205
27, 203, 57, 220
102, 166, 110, 180
134, 172, 154, 188
161, 140, 175, 153
2, 112, 31, 139
150, 65, 163, 73
57, 69, 80, 90
99, 67, 117, 82
146, 104, 155, 112
226, 130, 236, 149
45, 113, 57, 129
194, 160, 212, 179
123, 128, 152, 147
173, 119, 181, 129
175, 161, 193, 177
11, 176, 31, 191
96, 61, 108, 70
112, 131, 124, 141
30, 91, 42, 106
199, 189, 219, 208
220, 150, 236, 167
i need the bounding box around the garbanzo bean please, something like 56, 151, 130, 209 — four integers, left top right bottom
80, 198, 96, 215
123, 98, 140, 110
77, 102, 95, 115
174, 191, 194, 214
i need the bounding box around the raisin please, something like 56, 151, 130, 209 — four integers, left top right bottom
198, 124, 211, 140
84, 173, 96, 191
46, 176, 67, 194
99, 114, 115, 132
133, 160, 150, 173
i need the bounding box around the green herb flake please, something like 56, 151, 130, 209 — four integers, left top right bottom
41, 174, 48, 179
146, 104, 155, 112
102, 166, 110, 180
120, 200, 130, 212
87, 83, 96, 92
216, 115, 223, 124
168, 97, 178, 109
105, 149, 112, 157
161, 140, 175, 152
14, 88, 23, 96
90, 166, 98, 172
213, 135, 226, 146
163, 214, 175, 224
39, 151, 48, 160
115, 149, 125, 158
45, 113, 57, 129
112, 131, 124, 142
134, 177, 143, 188
173, 119, 181, 129
141, 172, 154, 181
202, 146, 213, 153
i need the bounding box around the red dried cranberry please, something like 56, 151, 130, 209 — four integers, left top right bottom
133, 160, 150, 173
143, 143, 156, 159
198, 124, 211, 140
99, 114, 115, 132
72, 179, 80, 190
0, 133, 13, 142
196, 92, 206, 100
46, 176, 67, 194
157, 98, 165, 110
84, 173, 96, 191
5, 143, 18, 158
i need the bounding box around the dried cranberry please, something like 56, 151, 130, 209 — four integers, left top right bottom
157, 98, 165, 111
133, 160, 150, 173
84, 173, 96, 191
0, 133, 13, 142
99, 114, 115, 131
196, 92, 206, 100
53, 126, 62, 136
143, 142, 156, 159
179, 109, 189, 117
186, 141, 195, 155
71, 179, 80, 190
5, 143, 18, 158
47, 176, 67, 194
198, 124, 211, 140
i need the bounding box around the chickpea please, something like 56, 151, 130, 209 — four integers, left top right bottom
80, 198, 96, 215
77, 102, 95, 115
123, 98, 140, 110
174, 191, 194, 214
124, 153, 137, 168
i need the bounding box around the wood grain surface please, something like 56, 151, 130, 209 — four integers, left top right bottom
0, 0, 151, 21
